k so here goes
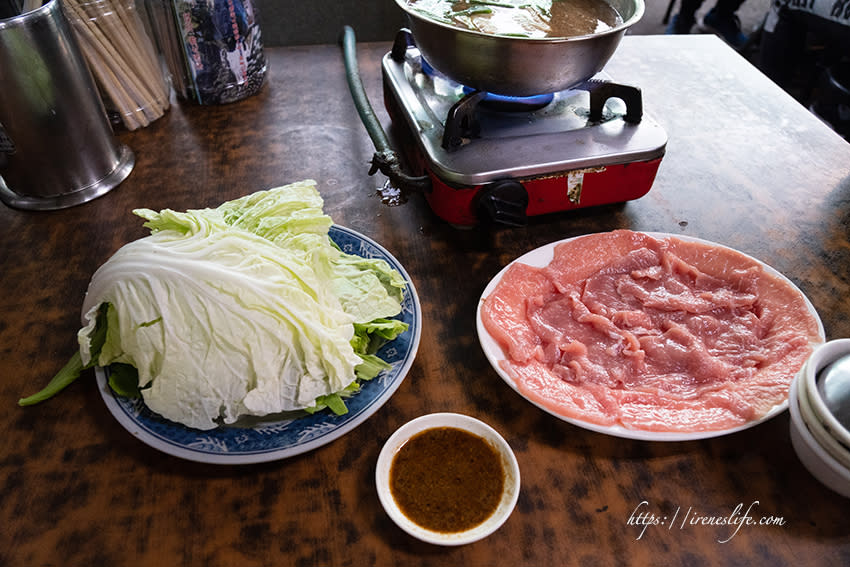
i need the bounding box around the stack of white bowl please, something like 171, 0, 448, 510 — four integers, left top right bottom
789, 339, 850, 498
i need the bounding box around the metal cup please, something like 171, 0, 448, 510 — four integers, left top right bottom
0, 0, 134, 210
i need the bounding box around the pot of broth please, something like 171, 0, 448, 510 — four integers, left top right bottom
395, 0, 644, 96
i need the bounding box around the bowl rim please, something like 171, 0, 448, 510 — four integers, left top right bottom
789, 372, 850, 495
374, 412, 521, 546
795, 364, 850, 470
802, 339, 850, 449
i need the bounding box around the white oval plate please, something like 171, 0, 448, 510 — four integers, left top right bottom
96, 225, 422, 464
476, 232, 825, 442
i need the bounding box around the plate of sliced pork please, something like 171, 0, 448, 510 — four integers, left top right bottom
477, 230, 825, 441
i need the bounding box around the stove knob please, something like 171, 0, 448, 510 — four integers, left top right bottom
476, 180, 528, 227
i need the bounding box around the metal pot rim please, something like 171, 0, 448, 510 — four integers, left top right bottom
394, 0, 646, 43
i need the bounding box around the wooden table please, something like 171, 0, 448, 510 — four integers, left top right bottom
2, 35, 849, 566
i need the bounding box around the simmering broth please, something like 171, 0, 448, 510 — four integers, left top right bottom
406, 0, 624, 39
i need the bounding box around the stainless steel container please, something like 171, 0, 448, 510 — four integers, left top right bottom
395, 0, 645, 96
0, 0, 134, 210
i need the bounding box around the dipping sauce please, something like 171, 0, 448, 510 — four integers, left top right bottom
389, 426, 505, 533
406, 0, 623, 39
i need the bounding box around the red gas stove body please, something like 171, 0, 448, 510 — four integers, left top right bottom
418, 161, 665, 227
380, 31, 668, 227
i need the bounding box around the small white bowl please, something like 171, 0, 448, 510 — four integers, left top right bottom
375, 413, 520, 546
795, 363, 850, 470
803, 339, 850, 449
789, 371, 850, 498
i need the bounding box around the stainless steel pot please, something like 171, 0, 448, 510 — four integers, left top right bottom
394, 0, 645, 96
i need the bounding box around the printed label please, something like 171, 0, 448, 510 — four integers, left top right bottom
566, 167, 606, 203
0, 123, 15, 155
174, 0, 266, 105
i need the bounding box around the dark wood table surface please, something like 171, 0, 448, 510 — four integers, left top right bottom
2, 35, 849, 566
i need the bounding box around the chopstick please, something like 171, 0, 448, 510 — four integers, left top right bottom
62, 0, 170, 130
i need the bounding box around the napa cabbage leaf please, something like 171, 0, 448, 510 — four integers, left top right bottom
20, 180, 408, 430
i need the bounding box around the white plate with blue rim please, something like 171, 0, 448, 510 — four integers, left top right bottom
96, 225, 421, 464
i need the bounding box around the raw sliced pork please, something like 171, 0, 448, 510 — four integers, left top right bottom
481, 230, 822, 432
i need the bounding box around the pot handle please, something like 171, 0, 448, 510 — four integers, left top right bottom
340, 26, 430, 195
585, 80, 643, 124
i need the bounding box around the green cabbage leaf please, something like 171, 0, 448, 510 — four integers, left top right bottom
21, 180, 408, 430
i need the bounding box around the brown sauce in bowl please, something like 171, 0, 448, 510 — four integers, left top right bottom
408, 0, 623, 39
389, 426, 505, 533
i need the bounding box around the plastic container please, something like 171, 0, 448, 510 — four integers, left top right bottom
145, 0, 267, 105
61, 0, 171, 130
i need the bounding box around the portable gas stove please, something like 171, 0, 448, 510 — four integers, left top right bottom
343, 28, 668, 227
